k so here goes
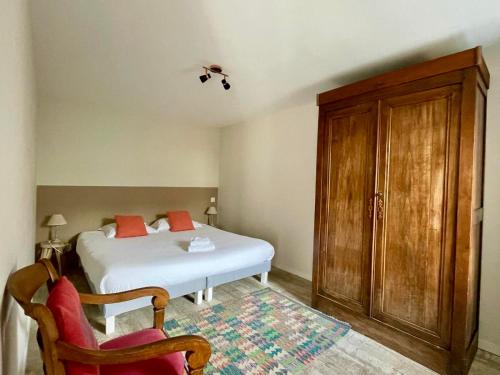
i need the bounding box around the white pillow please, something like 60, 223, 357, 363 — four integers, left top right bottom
146, 224, 159, 234
99, 223, 116, 238
98, 222, 157, 238
150, 218, 170, 232
150, 218, 203, 232
192, 221, 203, 228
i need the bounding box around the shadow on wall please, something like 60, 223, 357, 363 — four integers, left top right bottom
254, 33, 470, 121
1, 267, 30, 375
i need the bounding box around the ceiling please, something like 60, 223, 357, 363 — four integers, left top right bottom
30, 0, 500, 127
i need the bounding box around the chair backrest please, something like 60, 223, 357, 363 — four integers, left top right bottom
7, 259, 67, 374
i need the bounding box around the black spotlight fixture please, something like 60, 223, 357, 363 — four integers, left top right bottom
199, 64, 230, 91
199, 69, 211, 83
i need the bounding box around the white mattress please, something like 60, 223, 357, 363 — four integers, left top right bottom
76, 225, 274, 294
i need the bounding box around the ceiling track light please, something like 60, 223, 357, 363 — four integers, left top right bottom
221, 78, 230, 90
199, 69, 211, 83
199, 64, 231, 90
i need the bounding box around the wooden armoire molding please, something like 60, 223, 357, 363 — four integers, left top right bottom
317, 46, 490, 105
313, 47, 489, 375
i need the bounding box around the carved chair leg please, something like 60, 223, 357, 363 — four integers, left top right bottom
153, 306, 165, 329
260, 272, 268, 284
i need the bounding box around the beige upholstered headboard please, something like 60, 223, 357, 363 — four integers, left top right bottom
36, 186, 218, 243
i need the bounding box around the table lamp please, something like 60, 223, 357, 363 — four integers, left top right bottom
47, 214, 67, 242
206, 206, 218, 226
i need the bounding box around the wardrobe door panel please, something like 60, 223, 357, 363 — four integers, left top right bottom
318, 102, 377, 314
373, 85, 461, 348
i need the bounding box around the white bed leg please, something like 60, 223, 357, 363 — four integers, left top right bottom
194, 290, 203, 305
205, 287, 213, 302
260, 272, 268, 284
105, 316, 115, 335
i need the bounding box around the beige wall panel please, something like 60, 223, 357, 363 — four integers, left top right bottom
36, 186, 217, 244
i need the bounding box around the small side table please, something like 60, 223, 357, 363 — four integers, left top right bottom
39, 241, 70, 275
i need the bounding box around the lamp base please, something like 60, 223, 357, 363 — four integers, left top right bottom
49, 227, 62, 242
50, 227, 56, 241
208, 215, 217, 227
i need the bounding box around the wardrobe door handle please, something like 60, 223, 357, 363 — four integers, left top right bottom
368, 198, 374, 219
376, 193, 384, 220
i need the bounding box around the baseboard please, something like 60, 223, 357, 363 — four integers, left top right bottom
271, 264, 312, 282
479, 338, 500, 357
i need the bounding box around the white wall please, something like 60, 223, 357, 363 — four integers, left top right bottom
479, 43, 500, 356
219, 44, 500, 355
219, 102, 317, 280
0, 0, 37, 374
36, 98, 220, 187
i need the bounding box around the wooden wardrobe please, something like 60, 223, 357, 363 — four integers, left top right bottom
312, 47, 489, 374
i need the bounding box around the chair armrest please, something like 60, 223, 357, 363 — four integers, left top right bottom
79, 287, 169, 328
57, 335, 211, 373
79, 287, 169, 308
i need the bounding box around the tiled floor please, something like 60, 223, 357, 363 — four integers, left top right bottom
25, 267, 500, 374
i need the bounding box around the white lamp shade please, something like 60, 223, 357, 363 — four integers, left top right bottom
47, 214, 67, 226
206, 206, 218, 215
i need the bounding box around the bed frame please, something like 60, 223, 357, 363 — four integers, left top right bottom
83, 261, 271, 334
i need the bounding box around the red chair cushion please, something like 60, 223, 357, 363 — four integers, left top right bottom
46, 276, 99, 375
167, 211, 194, 232
115, 215, 148, 238
100, 328, 185, 375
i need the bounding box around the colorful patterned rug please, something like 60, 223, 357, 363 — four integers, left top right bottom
164, 288, 350, 374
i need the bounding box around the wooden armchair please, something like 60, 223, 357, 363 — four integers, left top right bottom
7, 259, 211, 375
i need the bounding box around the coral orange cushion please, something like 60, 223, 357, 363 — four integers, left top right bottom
100, 328, 185, 375
115, 215, 148, 238
46, 276, 99, 375
167, 211, 194, 232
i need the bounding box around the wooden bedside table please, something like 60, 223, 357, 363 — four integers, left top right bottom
39, 241, 70, 275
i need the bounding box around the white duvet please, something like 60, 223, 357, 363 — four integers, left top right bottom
76, 225, 274, 294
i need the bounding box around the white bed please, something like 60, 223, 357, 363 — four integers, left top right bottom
76, 224, 274, 333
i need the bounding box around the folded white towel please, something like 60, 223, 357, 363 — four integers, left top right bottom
188, 243, 215, 252
190, 236, 211, 246
188, 236, 215, 252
